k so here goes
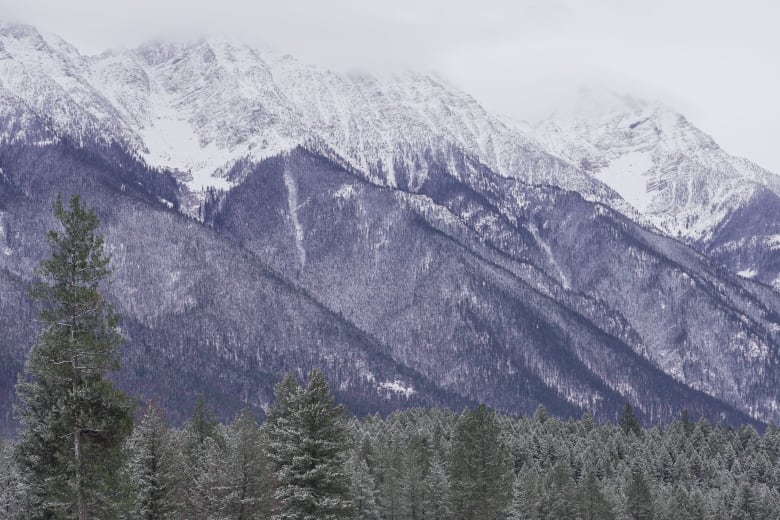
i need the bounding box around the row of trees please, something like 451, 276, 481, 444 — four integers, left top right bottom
2, 195, 780, 519
5, 387, 780, 519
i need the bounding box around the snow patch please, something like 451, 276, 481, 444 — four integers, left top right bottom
283, 167, 306, 268
377, 380, 415, 398
737, 268, 758, 279
765, 234, 780, 251
527, 223, 570, 290
138, 87, 234, 193
594, 151, 655, 213
333, 183, 357, 200
158, 197, 174, 209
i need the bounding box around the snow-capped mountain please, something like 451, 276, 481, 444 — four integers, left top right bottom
536, 88, 780, 289
0, 22, 631, 215
3, 22, 780, 431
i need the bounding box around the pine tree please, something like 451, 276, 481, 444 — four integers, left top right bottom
0, 438, 22, 518
508, 466, 540, 520
221, 408, 272, 520
449, 405, 513, 520
579, 472, 614, 520
181, 396, 222, 518
398, 433, 430, 520
265, 370, 354, 520
189, 435, 228, 519
732, 482, 760, 520
538, 462, 580, 520
620, 403, 641, 436
421, 452, 451, 520
14, 194, 133, 520
182, 395, 220, 462
625, 470, 654, 520
345, 446, 380, 520
127, 401, 184, 519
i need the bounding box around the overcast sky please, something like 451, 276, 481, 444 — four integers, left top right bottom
3, 0, 779, 172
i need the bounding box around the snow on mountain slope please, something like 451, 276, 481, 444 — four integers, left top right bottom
0, 23, 634, 216
535, 88, 780, 242
2, 22, 778, 288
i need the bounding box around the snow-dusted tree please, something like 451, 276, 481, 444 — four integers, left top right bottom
219, 408, 273, 520
188, 434, 229, 518
0, 438, 22, 518
421, 453, 451, 520
180, 396, 223, 518
620, 403, 641, 436
449, 405, 513, 520
579, 472, 614, 520
398, 433, 430, 520
537, 462, 580, 519
507, 466, 540, 520
345, 444, 380, 520
625, 470, 654, 520
15, 194, 133, 520
265, 370, 354, 520
127, 401, 185, 519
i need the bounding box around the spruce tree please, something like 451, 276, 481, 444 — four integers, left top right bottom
508, 467, 540, 520
421, 453, 451, 520
127, 401, 184, 519
579, 472, 614, 520
181, 396, 222, 518
221, 408, 272, 520
538, 462, 580, 520
345, 447, 380, 520
0, 438, 22, 518
619, 403, 641, 436
449, 405, 513, 520
625, 470, 654, 520
265, 370, 353, 520
14, 194, 133, 520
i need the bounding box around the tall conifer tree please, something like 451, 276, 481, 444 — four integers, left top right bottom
449, 405, 513, 520
265, 370, 353, 520
127, 402, 184, 520
15, 194, 133, 520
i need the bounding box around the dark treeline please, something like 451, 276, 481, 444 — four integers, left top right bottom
3, 387, 780, 519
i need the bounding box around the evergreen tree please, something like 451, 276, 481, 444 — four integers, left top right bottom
345, 447, 380, 520
731, 482, 760, 520
449, 405, 513, 520
14, 194, 133, 520
189, 435, 228, 519
0, 439, 22, 518
579, 472, 614, 520
127, 401, 184, 519
620, 403, 641, 436
221, 408, 272, 520
625, 470, 654, 520
182, 395, 220, 462
398, 433, 430, 520
181, 396, 222, 518
508, 466, 540, 520
421, 453, 451, 520
265, 370, 354, 520
538, 462, 580, 520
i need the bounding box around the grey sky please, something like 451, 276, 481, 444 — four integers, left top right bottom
3, 0, 779, 172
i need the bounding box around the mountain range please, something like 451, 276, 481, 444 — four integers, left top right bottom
1, 22, 780, 433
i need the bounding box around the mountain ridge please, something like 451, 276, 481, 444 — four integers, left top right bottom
2, 22, 780, 430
